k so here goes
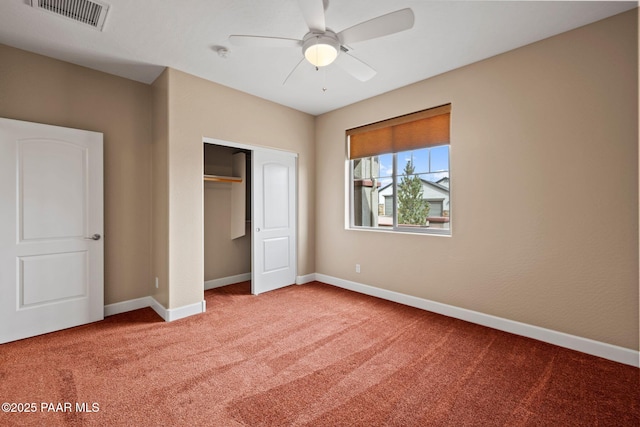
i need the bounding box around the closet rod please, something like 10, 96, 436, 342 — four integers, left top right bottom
203, 174, 242, 183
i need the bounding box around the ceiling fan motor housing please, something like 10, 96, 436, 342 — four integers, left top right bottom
302, 30, 340, 67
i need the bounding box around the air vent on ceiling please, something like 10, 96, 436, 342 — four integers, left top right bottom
31, 0, 110, 31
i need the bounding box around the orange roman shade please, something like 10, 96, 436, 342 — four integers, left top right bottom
347, 104, 451, 159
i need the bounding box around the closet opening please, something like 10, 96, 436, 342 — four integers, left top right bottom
203, 142, 252, 295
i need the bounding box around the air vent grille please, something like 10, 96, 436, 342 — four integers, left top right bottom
31, 0, 110, 31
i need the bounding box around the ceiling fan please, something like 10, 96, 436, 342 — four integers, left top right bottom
228, 0, 415, 84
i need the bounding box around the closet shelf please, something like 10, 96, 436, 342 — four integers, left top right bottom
203, 174, 242, 183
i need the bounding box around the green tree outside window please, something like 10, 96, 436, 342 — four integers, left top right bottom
397, 159, 429, 225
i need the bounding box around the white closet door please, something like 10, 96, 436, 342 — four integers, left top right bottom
0, 118, 104, 344
252, 149, 296, 295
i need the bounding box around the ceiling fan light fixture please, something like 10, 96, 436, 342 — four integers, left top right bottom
303, 33, 339, 67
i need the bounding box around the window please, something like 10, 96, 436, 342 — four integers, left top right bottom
348, 104, 451, 235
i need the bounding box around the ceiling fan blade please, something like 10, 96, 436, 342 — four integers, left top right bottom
297, 0, 326, 32
337, 8, 414, 45
335, 52, 377, 82
282, 57, 307, 85
229, 35, 302, 48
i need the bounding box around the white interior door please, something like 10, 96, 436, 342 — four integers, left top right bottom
252, 149, 296, 295
0, 118, 103, 344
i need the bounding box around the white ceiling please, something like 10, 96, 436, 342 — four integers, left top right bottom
0, 0, 636, 115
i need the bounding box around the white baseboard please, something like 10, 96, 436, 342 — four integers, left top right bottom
149, 297, 167, 321
205, 273, 252, 290
105, 296, 205, 323
204, 272, 316, 288
296, 273, 316, 285
104, 297, 153, 317
205, 272, 316, 288
315, 274, 639, 368
148, 297, 206, 322
164, 299, 206, 322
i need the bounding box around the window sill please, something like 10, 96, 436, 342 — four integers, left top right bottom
346, 226, 451, 237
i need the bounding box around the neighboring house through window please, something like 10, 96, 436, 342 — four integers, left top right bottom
348, 104, 451, 235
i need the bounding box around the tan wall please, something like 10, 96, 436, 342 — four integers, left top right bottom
162, 68, 315, 309
316, 11, 639, 350
151, 69, 170, 307
204, 182, 252, 281
0, 43, 153, 306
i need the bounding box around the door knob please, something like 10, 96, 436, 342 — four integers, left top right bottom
85, 234, 101, 241
256, 228, 261, 232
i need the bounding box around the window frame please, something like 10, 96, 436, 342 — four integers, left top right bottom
348, 144, 451, 236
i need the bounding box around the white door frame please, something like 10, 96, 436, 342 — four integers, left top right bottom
202, 137, 298, 292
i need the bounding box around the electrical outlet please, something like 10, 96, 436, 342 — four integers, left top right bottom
155, 277, 159, 289
355, 264, 360, 273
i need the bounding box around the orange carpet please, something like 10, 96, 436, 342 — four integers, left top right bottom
0, 281, 638, 426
